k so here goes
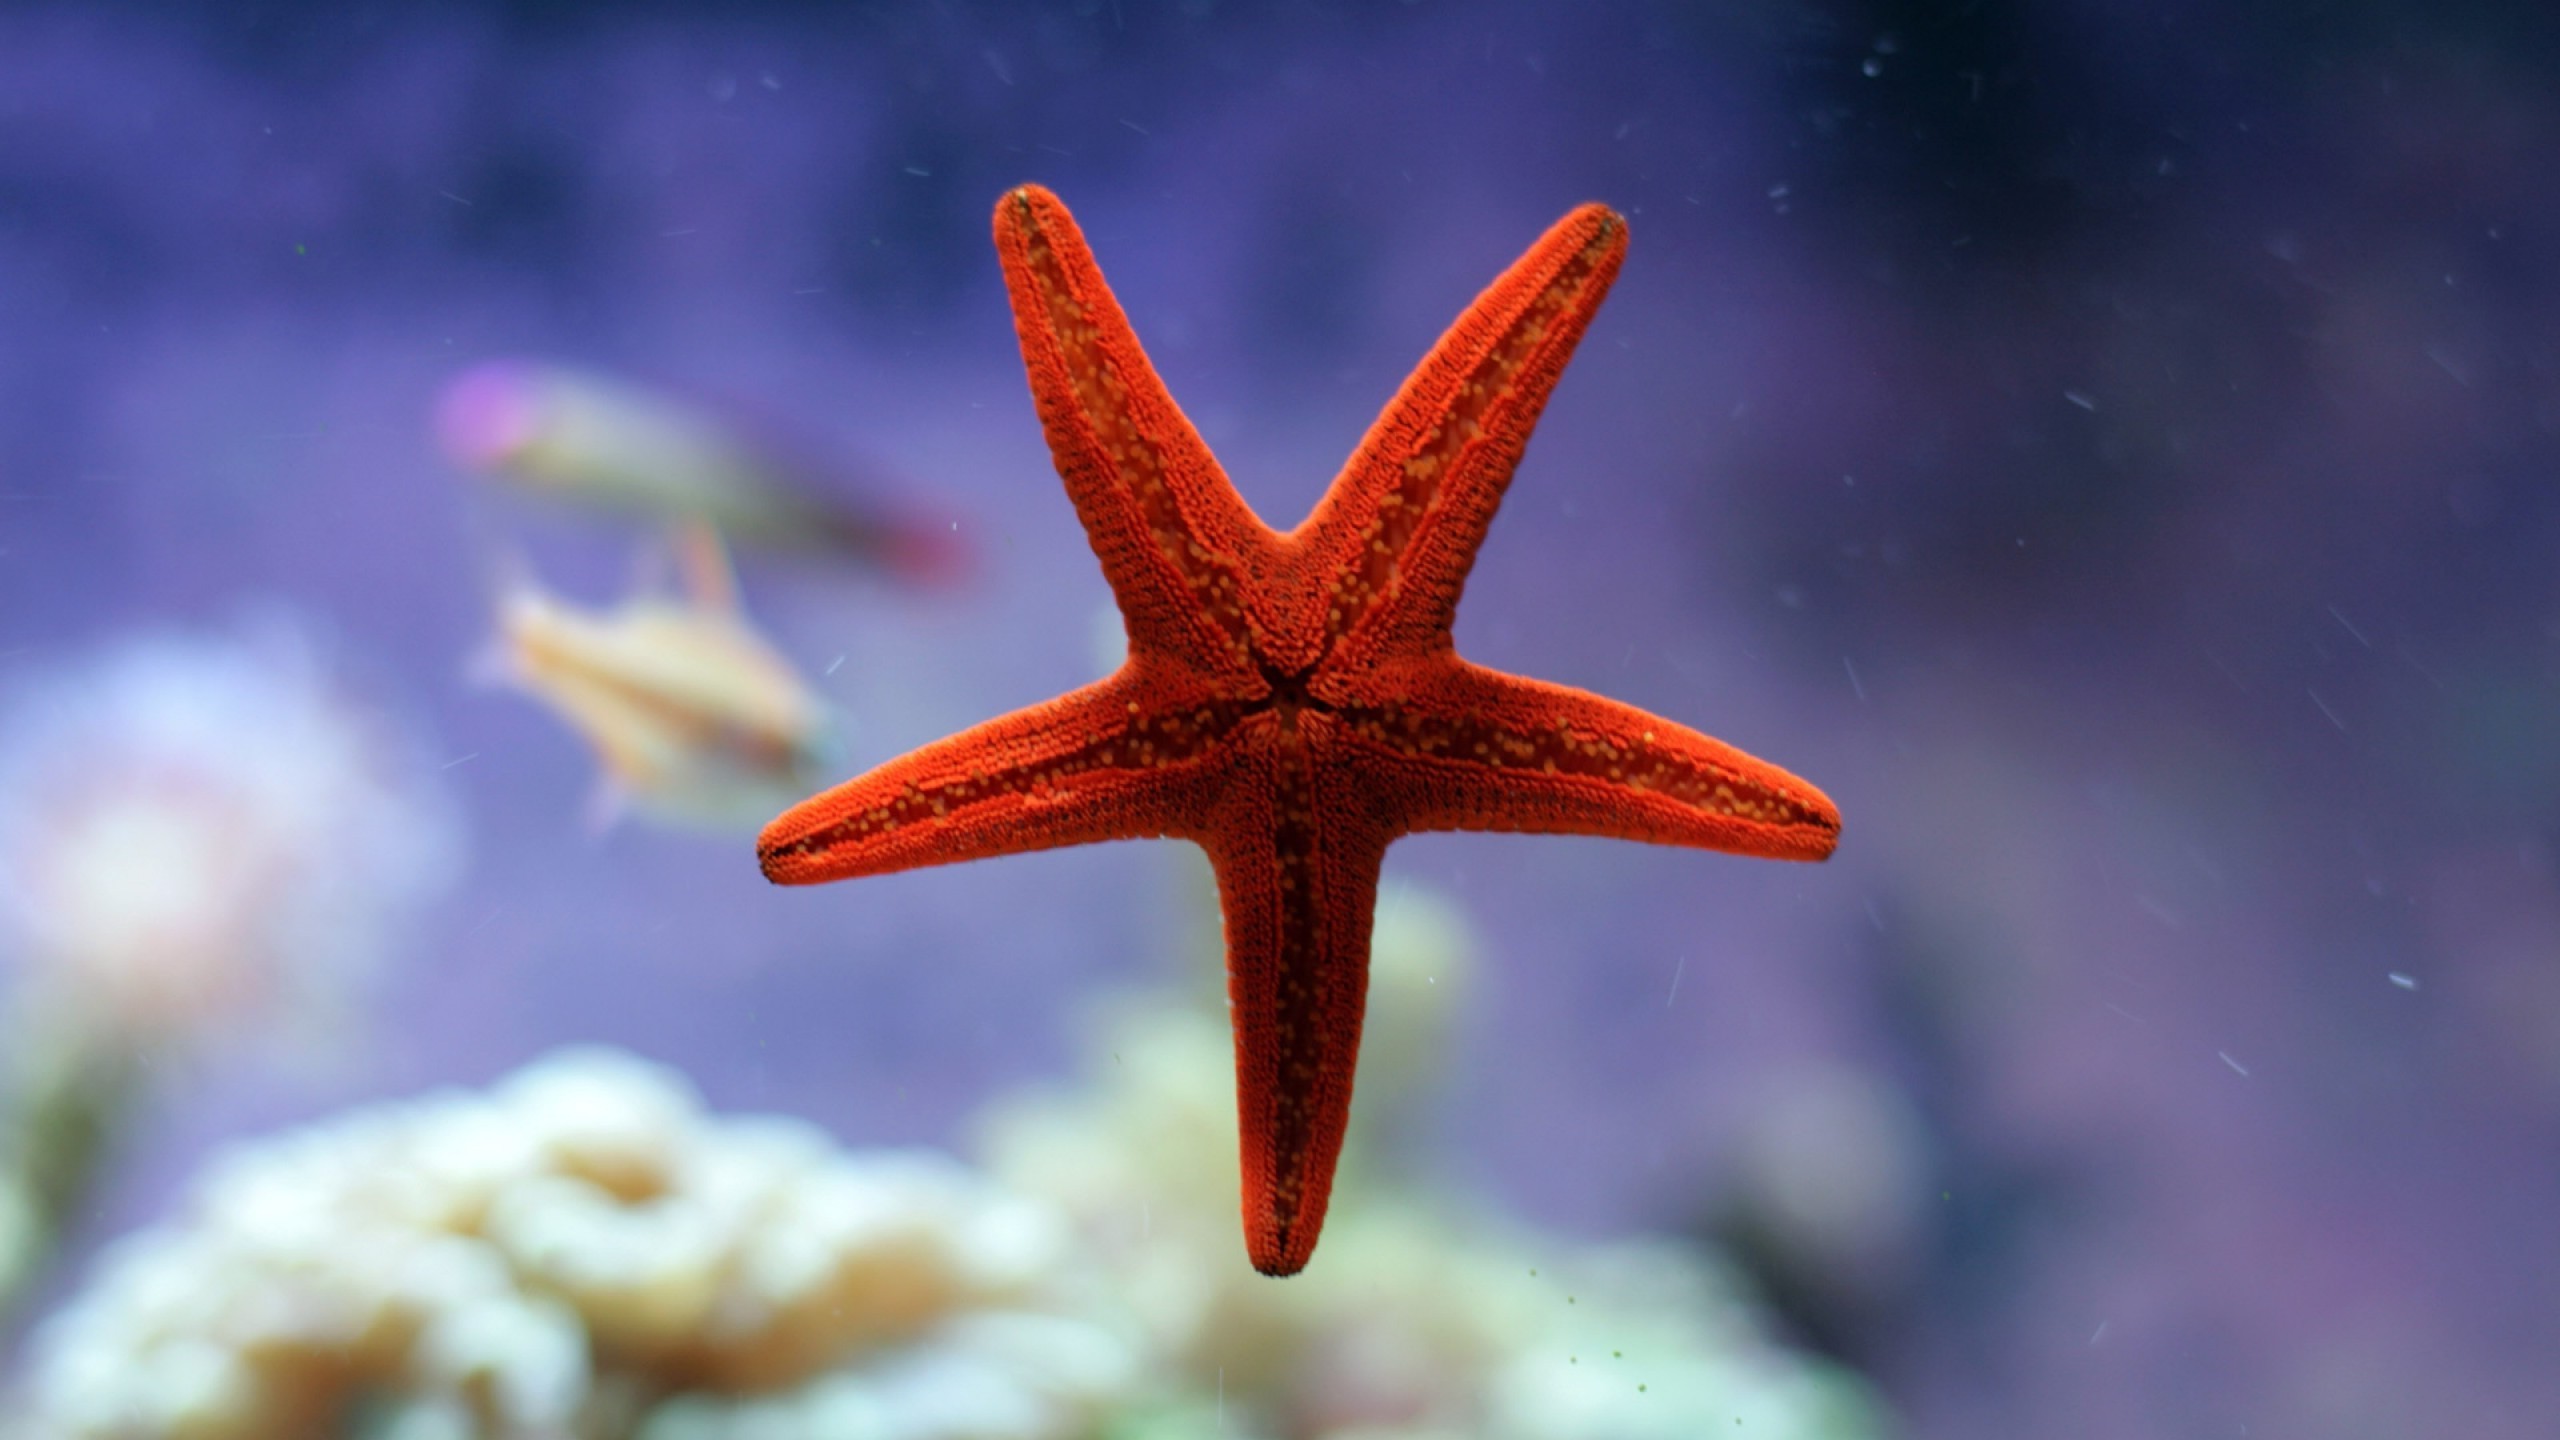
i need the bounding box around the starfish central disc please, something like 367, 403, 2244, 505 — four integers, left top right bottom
760, 185, 1841, 1277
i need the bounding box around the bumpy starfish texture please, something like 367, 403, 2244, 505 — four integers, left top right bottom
760, 185, 1840, 1276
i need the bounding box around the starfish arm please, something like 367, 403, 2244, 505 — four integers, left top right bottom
1202, 718, 1392, 1276
1287, 203, 1626, 673
1339, 659, 1840, 860
757, 667, 1235, 884
994, 185, 1275, 683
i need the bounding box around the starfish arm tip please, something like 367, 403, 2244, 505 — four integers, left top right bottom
753, 828, 808, 885
1565, 201, 1629, 255
755, 798, 845, 885
1785, 791, 1844, 861
995, 182, 1065, 236
1244, 1207, 1322, 1276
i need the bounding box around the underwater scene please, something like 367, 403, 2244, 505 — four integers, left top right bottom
0, 2, 2552, 1436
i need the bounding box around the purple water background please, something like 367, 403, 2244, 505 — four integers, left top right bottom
4, 2, 2556, 1434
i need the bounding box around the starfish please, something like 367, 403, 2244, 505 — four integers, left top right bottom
760, 186, 1840, 1276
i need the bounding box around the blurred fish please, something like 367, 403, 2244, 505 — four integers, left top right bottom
436, 359, 965, 585
485, 527, 840, 830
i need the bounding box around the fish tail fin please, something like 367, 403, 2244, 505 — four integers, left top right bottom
465, 544, 552, 688
854, 509, 972, 589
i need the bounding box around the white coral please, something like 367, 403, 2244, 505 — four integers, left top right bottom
9, 1050, 1143, 1440
980, 880, 1886, 1440
8, 869, 1882, 1440
0, 621, 461, 1043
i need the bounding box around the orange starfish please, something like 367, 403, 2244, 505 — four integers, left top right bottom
761, 186, 1840, 1276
